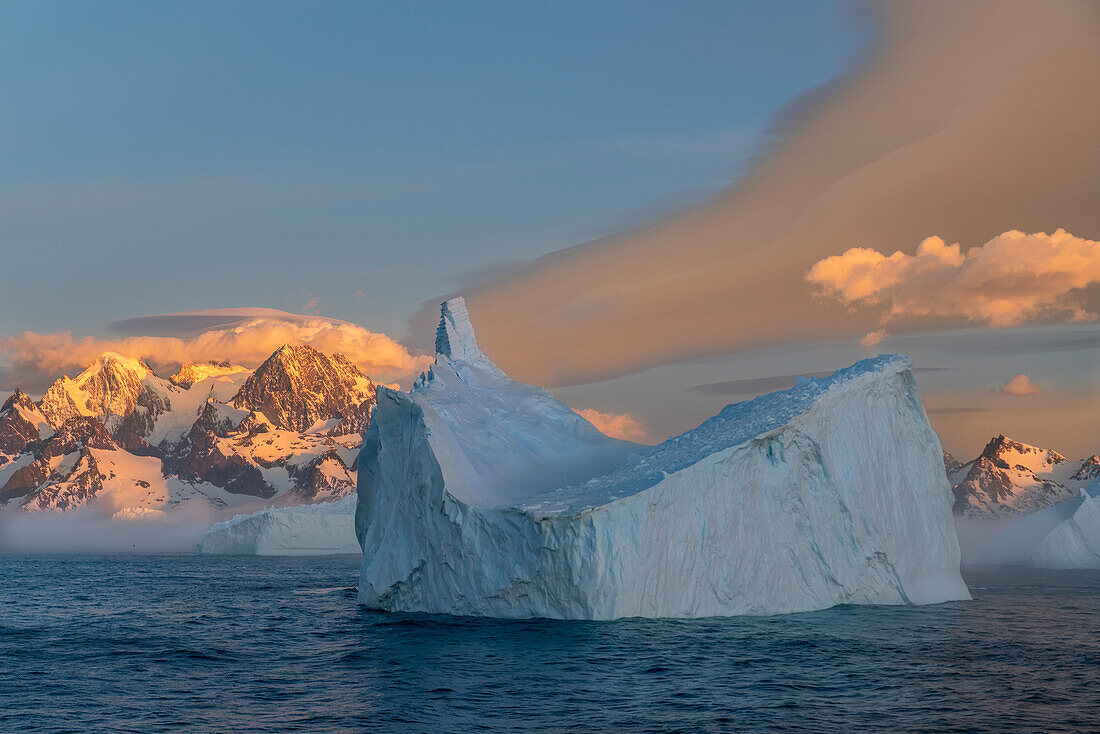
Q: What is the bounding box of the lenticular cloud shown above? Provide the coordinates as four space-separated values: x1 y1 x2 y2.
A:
806 229 1100 328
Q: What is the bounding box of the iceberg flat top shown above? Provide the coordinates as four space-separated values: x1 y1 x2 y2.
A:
515 353 913 516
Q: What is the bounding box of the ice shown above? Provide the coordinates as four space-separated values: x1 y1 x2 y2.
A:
974 479 1100 569
198 495 359 555
355 297 969 619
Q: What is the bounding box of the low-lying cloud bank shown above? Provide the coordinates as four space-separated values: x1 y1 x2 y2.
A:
0 308 432 390
807 229 1100 328
0 502 222 554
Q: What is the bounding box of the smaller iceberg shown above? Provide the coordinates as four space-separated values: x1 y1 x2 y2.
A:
974 479 1100 569
198 495 359 556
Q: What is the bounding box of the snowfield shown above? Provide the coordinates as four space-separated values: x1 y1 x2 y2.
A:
355 297 969 619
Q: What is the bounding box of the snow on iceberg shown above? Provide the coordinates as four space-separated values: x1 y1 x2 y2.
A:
198 495 360 556
355 297 969 619
973 479 1100 569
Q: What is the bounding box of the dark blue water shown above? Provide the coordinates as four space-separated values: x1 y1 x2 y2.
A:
3 557 1098 733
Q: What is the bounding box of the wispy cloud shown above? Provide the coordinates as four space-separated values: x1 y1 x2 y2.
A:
458 2 1100 388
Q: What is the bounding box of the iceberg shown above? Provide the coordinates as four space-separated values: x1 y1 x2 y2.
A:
973 479 1100 569
355 297 969 619
198 495 359 556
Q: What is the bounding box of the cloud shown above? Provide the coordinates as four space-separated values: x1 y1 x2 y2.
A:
807 229 1100 328
860 330 889 348
450 1 1100 388
109 307 343 337
0 311 432 390
1000 373 1042 396
575 408 648 443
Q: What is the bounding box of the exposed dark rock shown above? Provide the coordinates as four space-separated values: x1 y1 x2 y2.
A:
1072 455 1100 482
0 390 45 456
942 450 962 476
286 450 355 502
0 417 117 505
113 384 172 440
231 344 375 434
178 431 275 498
21 448 107 511
187 400 245 443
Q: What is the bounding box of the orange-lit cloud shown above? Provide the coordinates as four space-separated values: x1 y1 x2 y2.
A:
575 408 648 443
1000 373 1041 396
453 1 1100 388
807 230 1100 328
860 330 889 348
1 314 431 389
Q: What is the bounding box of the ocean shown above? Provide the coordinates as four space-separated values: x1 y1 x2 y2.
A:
3 556 1097 733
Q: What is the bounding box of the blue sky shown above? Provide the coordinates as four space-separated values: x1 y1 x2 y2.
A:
0 0 863 339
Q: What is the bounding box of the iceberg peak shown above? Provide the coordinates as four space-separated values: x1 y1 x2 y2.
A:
434 297 485 363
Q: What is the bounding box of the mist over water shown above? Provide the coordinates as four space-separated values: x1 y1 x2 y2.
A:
0 504 225 554
3 556 1097 732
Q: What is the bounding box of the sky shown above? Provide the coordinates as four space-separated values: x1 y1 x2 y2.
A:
0 0 861 336
2 0 1098 459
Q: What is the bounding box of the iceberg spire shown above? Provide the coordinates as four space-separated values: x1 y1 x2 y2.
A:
435 297 485 363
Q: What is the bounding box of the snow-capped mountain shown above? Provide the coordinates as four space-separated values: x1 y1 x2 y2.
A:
231 345 375 434
949 435 1100 519
0 345 377 516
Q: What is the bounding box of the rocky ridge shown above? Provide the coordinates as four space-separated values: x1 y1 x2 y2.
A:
948 435 1100 519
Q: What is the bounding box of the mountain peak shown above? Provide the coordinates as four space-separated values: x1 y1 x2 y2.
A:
979 435 1067 467
87 352 151 378
231 344 375 433
269 343 326 365
39 351 163 430
2 389 34 413
952 434 1092 519
435 297 484 363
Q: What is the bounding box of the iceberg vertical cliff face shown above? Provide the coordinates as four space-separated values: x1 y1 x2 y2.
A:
355 298 968 619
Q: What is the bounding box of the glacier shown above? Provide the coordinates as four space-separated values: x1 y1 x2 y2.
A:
355 297 969 619
198 495 360 556
973 479 1100 569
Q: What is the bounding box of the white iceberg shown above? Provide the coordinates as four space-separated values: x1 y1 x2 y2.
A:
973 479 1100 569
355 297 969 619
198 495 359 556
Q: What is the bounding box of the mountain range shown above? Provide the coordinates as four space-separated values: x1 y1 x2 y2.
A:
0 345 376 516
946 436 1100 520
4 347 1095 529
